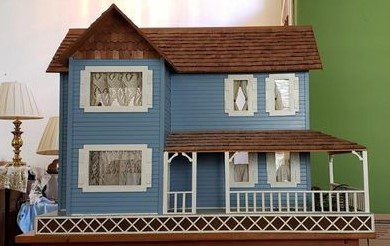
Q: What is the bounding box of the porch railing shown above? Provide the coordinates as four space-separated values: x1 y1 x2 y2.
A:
167 191 193 214
229 190 366 213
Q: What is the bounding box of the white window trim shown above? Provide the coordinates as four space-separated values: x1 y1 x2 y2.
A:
78 144 152 192
80 66 153 112
266 152 300 188
265 73 299 116
224 74 258 116
229 153 258 187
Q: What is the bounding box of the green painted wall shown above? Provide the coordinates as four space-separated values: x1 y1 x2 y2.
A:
297 0 390 213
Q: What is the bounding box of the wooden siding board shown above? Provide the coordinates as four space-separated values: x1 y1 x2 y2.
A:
68 59 163 215
58 73 68 212
305 72 310 129
66 59 75 215
158 63 172 214
171 72 308 131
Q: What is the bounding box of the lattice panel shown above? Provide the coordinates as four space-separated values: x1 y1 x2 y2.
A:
36 213 374 235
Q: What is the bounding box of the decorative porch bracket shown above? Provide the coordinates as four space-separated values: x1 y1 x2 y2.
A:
328 150 370 213
163 151 197 214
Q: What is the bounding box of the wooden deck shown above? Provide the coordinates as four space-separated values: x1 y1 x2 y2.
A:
16 231 374 245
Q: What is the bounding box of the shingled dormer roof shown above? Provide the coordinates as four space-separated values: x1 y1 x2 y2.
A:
47 4 322 73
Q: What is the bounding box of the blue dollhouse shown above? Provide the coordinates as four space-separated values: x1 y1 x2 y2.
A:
24 4 374 244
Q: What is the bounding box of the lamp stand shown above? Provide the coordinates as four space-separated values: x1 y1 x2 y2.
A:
11 119 24 166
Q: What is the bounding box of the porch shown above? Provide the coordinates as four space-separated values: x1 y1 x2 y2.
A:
32 130 374 236
161 130 372 234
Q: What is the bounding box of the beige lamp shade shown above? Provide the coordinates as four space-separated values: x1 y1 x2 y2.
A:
37 116 59 155
0 82 43 120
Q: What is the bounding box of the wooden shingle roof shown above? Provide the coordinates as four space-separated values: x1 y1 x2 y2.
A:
142 26 322 73
165 130 366 153
47 4 322 73
47 28 85 73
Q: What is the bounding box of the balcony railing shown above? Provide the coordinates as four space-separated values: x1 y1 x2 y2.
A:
167 191 193 214
229 190 366 214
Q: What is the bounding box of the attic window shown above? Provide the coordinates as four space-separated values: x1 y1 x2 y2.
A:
225 75 257 116
90 72 143 107
78 144 152 192
80 66 153 112
266 74 299 116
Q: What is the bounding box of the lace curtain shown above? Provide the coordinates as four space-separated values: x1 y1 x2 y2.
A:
275 152 291 182
234 164 249 182
90 72 142 107
275 79 290 110
233 80 248 111
0 165 28 192
89 150 142 186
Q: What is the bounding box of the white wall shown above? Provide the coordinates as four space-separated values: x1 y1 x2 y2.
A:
0 0 282 168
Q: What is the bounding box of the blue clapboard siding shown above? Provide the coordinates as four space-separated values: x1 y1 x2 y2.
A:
170 153 311 209
58 73 68 212
171 72 309 131
164 67 171 137
66 59 165 215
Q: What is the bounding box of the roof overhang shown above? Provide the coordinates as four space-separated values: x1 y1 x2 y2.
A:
46 4 323 73
165 130 366 153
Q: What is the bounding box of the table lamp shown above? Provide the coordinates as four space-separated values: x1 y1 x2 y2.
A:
36 116 59 173
0 82 43 166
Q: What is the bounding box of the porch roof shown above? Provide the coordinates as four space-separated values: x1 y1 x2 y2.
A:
165 130 366 153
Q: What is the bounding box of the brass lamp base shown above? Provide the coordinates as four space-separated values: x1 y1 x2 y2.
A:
11 119 24 166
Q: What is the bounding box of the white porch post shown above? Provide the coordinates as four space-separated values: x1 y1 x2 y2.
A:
224 152 230 213
163 152 169 214
328 154 334 185
362 150 370 212
192 152 197 214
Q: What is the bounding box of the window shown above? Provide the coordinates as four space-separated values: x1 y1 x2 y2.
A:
78 144 152 192
225 75 257 116
265 74 299 116
229 152 258 187
266 152 300 187
80 66 153 112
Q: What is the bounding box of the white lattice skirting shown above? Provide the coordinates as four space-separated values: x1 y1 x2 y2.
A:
36 213 374 235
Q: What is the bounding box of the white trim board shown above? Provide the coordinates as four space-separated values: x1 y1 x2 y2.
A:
265 73 299 116
78 144 152 192
80 66 153 112
229 152 258 188
224 74 258 116
266 152 301 188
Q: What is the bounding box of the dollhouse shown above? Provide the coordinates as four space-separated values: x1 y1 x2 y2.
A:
18 4 374 245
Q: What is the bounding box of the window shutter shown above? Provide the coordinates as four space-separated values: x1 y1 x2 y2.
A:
291 153 301 183
293 77 299 111
146 70 153 109
252 80 258 112
80 69 87 108
249 153 258 184
224 79 233 113
265 78 274 113
144 147 153 187
78 149 88 188
266 153 276 184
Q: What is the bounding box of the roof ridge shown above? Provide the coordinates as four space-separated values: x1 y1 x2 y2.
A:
46 5 322 73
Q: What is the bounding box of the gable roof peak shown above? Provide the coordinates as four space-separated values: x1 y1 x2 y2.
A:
55 4 168 67
48 5 322 73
